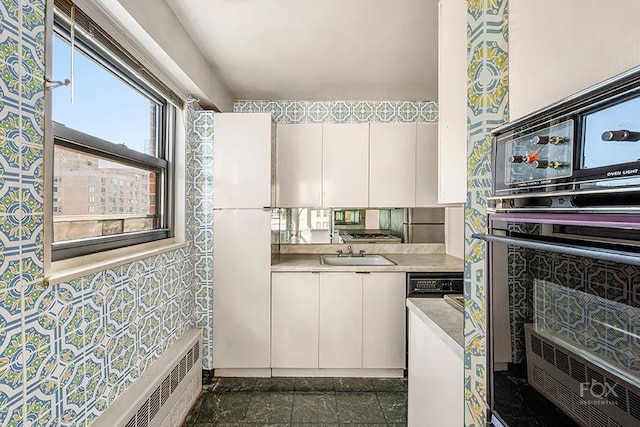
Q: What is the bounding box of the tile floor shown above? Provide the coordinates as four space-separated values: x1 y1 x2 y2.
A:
181 376 408 426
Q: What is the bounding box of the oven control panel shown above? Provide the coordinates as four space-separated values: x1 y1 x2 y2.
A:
504 120 574 186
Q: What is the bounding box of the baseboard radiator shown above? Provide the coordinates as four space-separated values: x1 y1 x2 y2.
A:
92 329 203 427
525 324 640 427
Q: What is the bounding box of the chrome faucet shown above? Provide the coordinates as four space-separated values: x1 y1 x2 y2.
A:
336 250 344 257
347 246 353 256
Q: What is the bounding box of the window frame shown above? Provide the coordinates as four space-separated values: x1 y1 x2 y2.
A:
50 5 176 262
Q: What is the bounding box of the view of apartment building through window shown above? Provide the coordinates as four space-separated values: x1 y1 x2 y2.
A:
52 144 157 241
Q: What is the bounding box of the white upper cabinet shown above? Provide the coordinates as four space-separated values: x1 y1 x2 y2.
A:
276 124 323 207
213 113 273 208
369 123 417 207
415 123 439 207
323 124 369 208
437 0 467 204
510 1 640 120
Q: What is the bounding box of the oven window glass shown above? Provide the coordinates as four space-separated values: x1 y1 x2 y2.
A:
583 96 640 169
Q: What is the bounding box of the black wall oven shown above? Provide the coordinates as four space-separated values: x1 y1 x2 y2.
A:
476 67 640 427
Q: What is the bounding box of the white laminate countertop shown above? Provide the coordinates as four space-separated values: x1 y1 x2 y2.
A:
406 298 464 359
270 253 464 272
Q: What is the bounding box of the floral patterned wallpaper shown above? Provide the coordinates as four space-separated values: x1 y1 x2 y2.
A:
464 1 509 426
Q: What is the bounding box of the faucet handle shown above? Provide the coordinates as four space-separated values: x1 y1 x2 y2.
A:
359 250 366 257
336 250 344 257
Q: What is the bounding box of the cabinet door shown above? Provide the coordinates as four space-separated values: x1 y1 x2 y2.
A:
323 124 369 207
319 273 363 369
362 273 406 369
271 272 320 368
408 310 463 426
369 123 416 207
437 0 467 204
276 124 323 207
416 123 439 207
212 209 271 368
213 113 273 208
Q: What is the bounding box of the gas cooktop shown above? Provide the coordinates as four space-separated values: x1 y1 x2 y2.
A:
340 232 402 243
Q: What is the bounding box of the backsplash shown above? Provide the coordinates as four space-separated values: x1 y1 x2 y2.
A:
233 100 437 123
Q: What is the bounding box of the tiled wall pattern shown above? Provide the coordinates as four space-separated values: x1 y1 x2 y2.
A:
533 279 640 375
188 109 214 369
0 1 202 422
233 100 438 123
464 1 509 426
530 254 640 376
0 0 47 425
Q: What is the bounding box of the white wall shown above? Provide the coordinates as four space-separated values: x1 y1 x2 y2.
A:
87 0 233 111
444 206 463 259
510 0 640 120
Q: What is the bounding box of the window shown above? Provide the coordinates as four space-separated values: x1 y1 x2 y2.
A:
50 0 180 261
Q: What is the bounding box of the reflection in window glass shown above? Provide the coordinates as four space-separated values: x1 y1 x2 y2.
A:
53 145 157 241
52 35 158 156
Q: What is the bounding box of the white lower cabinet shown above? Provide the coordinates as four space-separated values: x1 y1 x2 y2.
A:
271 272 319 368
408 310 463 426
271 271 406 372
319 273 364 369
362 272 406 368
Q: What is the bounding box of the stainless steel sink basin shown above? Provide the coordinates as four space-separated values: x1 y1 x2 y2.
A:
320 254 396 266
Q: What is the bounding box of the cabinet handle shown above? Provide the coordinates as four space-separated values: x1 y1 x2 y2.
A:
355 271 371 274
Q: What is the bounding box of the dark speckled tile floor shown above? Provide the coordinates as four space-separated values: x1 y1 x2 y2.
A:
181 376 407 427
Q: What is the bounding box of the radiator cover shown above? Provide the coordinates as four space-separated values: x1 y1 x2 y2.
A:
92 329 202 427
525 324 640 427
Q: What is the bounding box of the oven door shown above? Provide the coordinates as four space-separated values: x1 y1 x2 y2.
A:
475 213 640 427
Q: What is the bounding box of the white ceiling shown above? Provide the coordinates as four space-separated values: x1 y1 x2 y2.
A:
165 0 439 101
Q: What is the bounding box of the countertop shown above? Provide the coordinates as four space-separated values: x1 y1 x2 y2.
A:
406 297 464 359
270 253 464 272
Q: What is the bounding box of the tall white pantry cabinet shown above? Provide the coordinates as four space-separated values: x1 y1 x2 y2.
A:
212 113 274 375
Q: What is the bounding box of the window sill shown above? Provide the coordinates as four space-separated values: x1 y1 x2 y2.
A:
46 238 188 287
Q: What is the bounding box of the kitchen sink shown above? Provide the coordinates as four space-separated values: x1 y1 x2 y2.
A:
320 254 396 266
443 294 465 313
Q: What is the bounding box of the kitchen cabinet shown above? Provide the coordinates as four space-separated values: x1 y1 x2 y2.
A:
212 209 272 371
322 124 369 208
408 310 463 426
213 113 273 208
213 112 273 375
271 272 319 368
362 272 406 368
437 0 467 204
415 123 439 207
319 272 363 369
276 124 323 207
369 123 417 207
272 271 406 372
510 1 640 121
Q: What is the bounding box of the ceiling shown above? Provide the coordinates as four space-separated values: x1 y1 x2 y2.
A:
165 0 439 101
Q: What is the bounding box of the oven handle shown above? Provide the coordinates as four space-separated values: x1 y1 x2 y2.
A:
472 233 640 266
